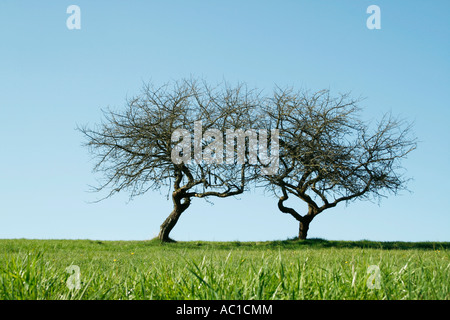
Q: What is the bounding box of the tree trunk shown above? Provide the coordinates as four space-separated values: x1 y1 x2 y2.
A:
158 192 190 242
158 208 182 242
298 219 310 240
298 207 317 240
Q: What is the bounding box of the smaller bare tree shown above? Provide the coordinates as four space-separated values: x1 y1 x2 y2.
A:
79 79 260 242
262 88 417 239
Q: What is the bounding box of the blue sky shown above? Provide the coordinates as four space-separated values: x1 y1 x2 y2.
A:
0 0 449 242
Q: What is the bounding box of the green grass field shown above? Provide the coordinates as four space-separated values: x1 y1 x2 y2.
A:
0 238 448 300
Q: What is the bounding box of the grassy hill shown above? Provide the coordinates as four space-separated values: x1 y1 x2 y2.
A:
0 238 448 300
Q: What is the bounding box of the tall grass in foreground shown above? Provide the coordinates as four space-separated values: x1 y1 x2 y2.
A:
0 239 448 300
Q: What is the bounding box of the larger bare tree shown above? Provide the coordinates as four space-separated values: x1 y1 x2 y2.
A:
261 88 417 239
79 79 260 242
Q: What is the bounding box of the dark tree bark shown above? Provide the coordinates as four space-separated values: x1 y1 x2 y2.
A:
158 191 191 242
298 213 314 240
278 188 316 240
299 220 310 240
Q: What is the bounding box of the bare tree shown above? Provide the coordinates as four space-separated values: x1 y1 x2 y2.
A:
79 79 260 242
261 88 417 239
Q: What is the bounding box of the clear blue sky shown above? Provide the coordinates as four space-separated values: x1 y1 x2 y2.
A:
0 0 449 242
